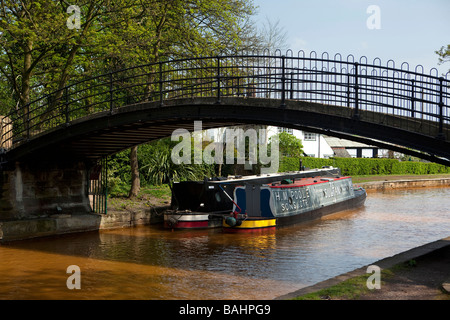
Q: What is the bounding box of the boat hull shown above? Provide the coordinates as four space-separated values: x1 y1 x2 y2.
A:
223 187 366 232
164 212 223 229
222 217 277 233
277 188 366 227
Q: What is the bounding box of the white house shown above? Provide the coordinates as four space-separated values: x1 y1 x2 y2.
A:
205 125 334 158
205 125 388 159
266 126 334 158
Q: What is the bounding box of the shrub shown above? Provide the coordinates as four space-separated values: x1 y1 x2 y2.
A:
279 157 450 176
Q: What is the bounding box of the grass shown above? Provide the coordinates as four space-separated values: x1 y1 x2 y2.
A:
141 185 172 199
292 261 417 300
293 274 376 300
108 184 172 212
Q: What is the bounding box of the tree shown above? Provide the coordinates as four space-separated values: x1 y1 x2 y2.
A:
257 17 288 52
436 44 450 70
109 0 258 197
128 144 140 197
271 132 304 158
1 2 107 106
0 0 260 198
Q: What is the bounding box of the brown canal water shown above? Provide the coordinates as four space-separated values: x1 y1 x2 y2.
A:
0 187 449 300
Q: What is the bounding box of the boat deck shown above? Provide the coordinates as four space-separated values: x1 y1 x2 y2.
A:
267 176 350 188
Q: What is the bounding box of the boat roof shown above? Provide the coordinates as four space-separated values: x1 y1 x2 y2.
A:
206 167 342 186
268 176 350 188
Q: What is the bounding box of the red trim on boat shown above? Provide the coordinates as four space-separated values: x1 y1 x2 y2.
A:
165 220 209 229
269 176 350 188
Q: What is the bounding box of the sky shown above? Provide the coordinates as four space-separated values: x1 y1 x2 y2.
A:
252 0 450 75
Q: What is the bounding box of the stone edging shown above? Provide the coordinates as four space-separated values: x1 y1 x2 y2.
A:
275 236 450 300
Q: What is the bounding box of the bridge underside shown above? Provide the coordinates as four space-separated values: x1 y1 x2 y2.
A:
3 97 450 167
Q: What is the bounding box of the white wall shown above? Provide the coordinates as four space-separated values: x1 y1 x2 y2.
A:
206 126 335 158
266 126 334 158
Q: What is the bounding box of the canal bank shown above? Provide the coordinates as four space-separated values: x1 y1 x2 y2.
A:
0 175 449 242
276 236 450 300
0 205 168 242
357 177 450 192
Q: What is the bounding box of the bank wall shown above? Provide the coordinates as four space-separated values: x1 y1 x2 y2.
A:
358 178 450 192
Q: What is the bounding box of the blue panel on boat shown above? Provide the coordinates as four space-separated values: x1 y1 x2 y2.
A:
235 188 246 213
260 188 274 217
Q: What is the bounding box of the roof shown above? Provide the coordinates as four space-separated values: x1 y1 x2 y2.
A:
323 136 377 148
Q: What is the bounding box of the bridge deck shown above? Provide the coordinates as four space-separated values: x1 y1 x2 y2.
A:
1 53 449 166
2 97 449 166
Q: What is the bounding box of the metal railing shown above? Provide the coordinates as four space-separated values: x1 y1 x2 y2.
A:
1 50 449 152
88 157 108 214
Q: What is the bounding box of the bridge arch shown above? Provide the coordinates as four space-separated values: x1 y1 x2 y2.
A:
2 97 448 167
1 51 449 167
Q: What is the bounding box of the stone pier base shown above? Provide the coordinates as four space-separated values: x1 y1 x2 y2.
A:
0 213 102 242
1 160 91 220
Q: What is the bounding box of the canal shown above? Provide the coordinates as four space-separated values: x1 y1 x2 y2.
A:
0 187 449 300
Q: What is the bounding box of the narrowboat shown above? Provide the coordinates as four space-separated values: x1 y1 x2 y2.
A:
164 177 237 229
164 167 365 230
222 169 366 232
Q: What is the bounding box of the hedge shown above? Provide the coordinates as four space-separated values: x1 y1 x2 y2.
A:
279 157 450 176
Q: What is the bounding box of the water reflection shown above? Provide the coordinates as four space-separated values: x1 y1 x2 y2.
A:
0 187 449 299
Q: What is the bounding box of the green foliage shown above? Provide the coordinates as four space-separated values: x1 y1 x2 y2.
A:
279 157 333 172
0 0 258 112
141 146 214 185
107 137 216 192
271 132 304 158
0 0 260 198
280 157 450 176
293 273 372 300
436 44 450 68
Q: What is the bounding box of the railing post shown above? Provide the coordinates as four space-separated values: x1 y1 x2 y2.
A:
280 55 286 108
159 61 164 107
353 62 360 119
347 72 351 108
65 87 70 124
410 79 415 118
216 56 221 104
26 105 30 141
290 72 294 100
237 77 240 97
437 77 444 139
109 72 114 113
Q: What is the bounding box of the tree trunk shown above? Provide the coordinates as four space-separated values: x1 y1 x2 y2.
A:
129 146 140 198
21 38 33 134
